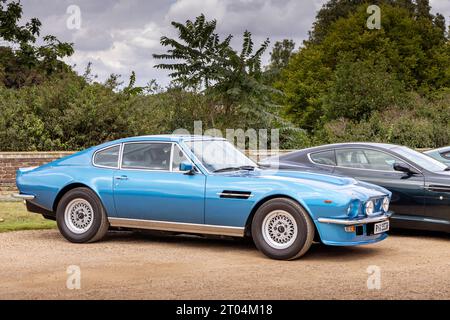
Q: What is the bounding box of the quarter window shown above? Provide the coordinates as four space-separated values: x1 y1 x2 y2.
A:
172 144 189 172
93 145 120 168
310 150 336 166
336 149 398 171
122 143 171 170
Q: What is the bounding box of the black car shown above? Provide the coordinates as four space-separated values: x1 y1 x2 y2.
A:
424 146 450 166
261 143 450 233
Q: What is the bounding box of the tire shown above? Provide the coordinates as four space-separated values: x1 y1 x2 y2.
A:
56 187 109 243
251 198 315 260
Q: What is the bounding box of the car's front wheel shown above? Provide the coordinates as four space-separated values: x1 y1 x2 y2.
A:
251 198 315 260
56 187 109 243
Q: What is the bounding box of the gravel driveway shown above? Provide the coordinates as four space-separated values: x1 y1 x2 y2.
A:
0 229 448 299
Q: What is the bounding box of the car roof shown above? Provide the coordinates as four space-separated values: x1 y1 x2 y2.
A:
99 135 226 146
424 146 450 154
281 142 401 158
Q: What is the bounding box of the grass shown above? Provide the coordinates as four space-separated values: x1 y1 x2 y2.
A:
0 201 56 233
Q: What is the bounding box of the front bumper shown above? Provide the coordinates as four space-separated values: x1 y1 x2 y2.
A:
316 212 391 246
318 213 390 226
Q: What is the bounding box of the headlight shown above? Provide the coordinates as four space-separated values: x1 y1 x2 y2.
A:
365 200 374 216
382 197 390 212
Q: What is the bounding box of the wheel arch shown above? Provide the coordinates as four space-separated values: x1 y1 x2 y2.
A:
52 182 98 212
244 194 319 240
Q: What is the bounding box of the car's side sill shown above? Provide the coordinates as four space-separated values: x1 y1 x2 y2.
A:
390 214 450 225
108 217 245 237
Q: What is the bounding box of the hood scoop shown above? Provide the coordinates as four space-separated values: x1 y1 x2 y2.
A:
218 190 253 199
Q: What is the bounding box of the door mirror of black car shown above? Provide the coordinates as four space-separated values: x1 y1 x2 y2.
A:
393 162 419 175
179 161 195 175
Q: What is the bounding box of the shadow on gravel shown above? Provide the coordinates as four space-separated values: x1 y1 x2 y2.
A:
99 230 384 261
389 228 450 240
115 230 256 248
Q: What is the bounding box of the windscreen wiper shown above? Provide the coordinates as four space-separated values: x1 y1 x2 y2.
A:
213 166 257 173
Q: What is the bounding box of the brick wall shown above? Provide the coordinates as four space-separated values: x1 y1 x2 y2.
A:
0 152 74 200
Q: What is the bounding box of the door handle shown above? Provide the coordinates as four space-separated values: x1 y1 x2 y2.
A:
115 175 128 181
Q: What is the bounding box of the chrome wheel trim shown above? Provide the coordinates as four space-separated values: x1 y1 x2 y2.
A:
262 210 298 250
64 198 94 234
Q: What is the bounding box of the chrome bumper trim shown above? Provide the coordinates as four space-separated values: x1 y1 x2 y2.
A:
108 217 245 237
318 215 390 226
12 193 35 200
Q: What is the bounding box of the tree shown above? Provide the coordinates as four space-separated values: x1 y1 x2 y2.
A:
153 14 233 90
153 14 276 128
324 58 409 121
415 0 432 19
0 0 74 88
264 39 295 84
434 13 446 39
268 39 295 71
278 2 450 131
308 0 367 44
308 0 438 44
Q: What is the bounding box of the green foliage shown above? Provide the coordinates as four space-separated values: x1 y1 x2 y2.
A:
0 0 74 88
264 39 296 85
153 14 233 90
324 57 409 120
315 93 450 148
154 14 280 131
278 1 450 135
0 71 222 151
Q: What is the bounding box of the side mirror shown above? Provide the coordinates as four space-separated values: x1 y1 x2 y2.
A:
393 162 418 175
179 161 195 175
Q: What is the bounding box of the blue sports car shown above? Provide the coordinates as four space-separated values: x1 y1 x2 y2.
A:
14 135 392 260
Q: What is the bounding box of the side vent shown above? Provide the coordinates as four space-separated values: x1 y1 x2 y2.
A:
218 190 253 199
425 185 450 193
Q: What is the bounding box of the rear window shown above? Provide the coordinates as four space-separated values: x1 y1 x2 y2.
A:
310 150 336 166
93 145 120 168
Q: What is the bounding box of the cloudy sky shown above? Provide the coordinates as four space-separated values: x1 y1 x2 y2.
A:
18 0 450 87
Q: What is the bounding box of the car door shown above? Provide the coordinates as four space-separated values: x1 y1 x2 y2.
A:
113 142 205 224
423 178 450 226
332 148 425 218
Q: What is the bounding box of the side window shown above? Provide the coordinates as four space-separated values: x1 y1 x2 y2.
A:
310 150 336 166
336 149 397 171
122 143 171 170
93 145 120 168
441 151 450 160
172 144 189 172
336 149 368 168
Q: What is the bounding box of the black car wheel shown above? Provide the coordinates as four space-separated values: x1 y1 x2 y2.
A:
251 198 315 260
56 187 109 243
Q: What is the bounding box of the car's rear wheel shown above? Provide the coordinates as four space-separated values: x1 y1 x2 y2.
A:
56 187 109 243
251 198 314 260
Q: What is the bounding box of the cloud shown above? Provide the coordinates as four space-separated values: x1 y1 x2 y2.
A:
16 0 450 87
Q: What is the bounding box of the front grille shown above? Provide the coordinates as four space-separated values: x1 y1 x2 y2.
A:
359 197 385 218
